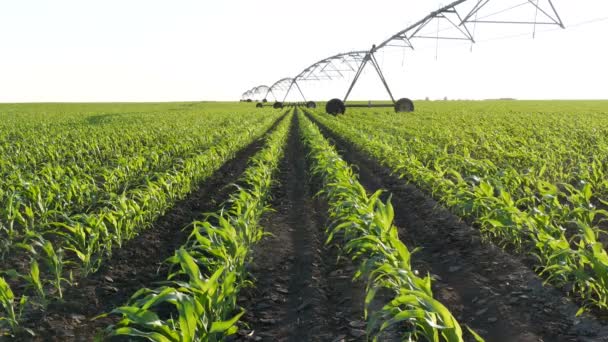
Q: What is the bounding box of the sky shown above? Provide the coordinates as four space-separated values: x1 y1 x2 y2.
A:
0 0 607 102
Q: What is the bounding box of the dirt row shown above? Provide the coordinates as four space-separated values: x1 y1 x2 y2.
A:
231 113 371 342
307 112 608 342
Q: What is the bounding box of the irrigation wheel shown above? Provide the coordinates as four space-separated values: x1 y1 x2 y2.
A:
325 98 345 115
394 98 415 112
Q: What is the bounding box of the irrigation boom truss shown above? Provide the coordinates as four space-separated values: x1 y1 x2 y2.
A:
243 0 565 114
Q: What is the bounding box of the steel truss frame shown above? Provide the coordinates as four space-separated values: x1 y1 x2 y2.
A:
244 0 565 110
282 50 369 102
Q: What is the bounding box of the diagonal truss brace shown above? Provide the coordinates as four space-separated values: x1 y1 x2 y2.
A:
282 80 307 102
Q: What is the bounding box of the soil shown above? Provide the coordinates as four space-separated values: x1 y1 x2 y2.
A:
16 114 287 341
232 113 372 342
307 112 608 342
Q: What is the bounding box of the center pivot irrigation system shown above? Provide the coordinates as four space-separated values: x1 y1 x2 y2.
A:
242 0 565 115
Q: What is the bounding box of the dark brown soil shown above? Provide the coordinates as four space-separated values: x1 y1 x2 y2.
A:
232 113 370 342
307 112 608 342
16 114 287 341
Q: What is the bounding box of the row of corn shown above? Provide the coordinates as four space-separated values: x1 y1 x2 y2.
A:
0 109 283 336
99 111 292 341
308 107 608 313
298 112 475 342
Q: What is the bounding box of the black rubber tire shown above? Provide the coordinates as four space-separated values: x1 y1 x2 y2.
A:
262 98 268 103
325 98 345 115
306 101 317 109
394 98 415 112
256 103 263 108
273 102 284 109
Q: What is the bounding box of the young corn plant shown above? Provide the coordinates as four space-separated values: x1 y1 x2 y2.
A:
101 251 244 342
0 110 281 315
38 239 70 299
299 113 473 342
101 111 291 341
308 107 608 313
0 277 32 336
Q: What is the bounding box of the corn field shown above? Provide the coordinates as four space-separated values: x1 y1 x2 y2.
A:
1 101 608 341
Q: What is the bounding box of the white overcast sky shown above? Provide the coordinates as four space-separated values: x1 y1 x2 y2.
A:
1 0 607 102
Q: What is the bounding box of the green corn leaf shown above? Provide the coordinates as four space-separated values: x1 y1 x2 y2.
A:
209 309 245 334
113 327 176 342
110 306 163 327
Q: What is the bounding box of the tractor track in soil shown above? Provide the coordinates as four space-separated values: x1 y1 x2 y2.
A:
233 113 371 342
19 113 287 341
308 112 608 342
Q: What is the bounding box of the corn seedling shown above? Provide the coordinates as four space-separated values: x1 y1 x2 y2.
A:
299 112 469 342
101 110 291 341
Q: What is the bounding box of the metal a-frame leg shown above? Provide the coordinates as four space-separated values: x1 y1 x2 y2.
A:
264 89 278 101
343 49 396 104
294 81 307 102
283 80 307 102
343 54 369 102
369 53 396 103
